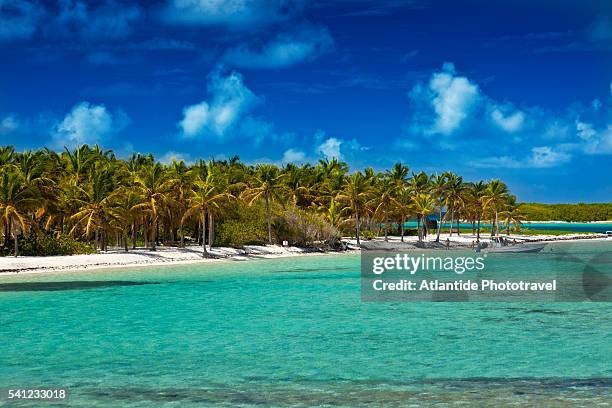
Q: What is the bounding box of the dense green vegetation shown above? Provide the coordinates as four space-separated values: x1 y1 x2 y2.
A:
518 203 612 222
0 144 529 256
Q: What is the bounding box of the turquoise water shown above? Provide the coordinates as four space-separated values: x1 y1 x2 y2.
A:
1 242 611 407
404 221 612 233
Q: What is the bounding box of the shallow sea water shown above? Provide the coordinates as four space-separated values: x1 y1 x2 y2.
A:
1 242 610 407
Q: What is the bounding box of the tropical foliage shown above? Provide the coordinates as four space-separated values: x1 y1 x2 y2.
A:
0 144 534 256
518 203 612 222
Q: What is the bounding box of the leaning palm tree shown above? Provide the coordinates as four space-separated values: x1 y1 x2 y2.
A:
336 172 371 245
482 179 509 237
0 169 36 256
501 195 525 235
242 164 286 244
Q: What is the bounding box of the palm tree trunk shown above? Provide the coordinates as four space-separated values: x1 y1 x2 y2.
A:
355 211 361 246
208 212 214 250
417 217 421 240
400 216 405 242
435 209 444 242
123 231 128 252
506 216 511 235
477 216 481 240
131 221 136 249
143 217 148 249
13 227 19 257
491 211 498 237
384 209 388 242
201 210 208 257
266 196 272 244
180 222 184 247
449 210 454 236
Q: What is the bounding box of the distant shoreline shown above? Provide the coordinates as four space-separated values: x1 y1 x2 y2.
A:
522 220 612 224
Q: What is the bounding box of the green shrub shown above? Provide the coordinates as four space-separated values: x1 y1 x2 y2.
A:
215 220 267 247
361 230 377 240
2 232 95 256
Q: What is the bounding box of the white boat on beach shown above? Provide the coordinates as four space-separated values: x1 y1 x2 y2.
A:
479 243 546 253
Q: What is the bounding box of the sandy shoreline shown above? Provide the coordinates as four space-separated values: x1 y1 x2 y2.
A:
0 232 608 276
0 245 361 276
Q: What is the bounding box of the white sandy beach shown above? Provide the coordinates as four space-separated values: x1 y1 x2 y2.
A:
0 245 359 276
0 231 608 276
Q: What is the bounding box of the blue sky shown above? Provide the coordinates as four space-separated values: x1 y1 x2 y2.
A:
0 0 610 202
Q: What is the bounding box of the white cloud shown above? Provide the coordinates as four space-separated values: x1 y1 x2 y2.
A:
577 122 612 154
159 151 193 164
0 114 19 134
178 70 258 139
52 102 129 148
317 137 343 160
490 107 525 132
408 63 480 135
472 146 571 168
576 120 597 141
223 25 333 69
281 148 306 163
161 0 299 28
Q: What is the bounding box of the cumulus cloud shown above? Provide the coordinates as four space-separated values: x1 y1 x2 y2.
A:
178 70 259 139
0 114 19 134
490 106 525 133
317 137 343 160
281 148 306 163
161 0 301 28
408 62 480 135
52 102 129 148
472 146 571 169
576 121 612 154
0 0 43 41
159 150 193 164
223 25 333 69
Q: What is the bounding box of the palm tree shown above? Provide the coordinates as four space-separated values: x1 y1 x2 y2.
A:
132 163 170 250
409 171 431 236
336 172 371 245
70 164 116 251
386 162 409 238
482 179 509 237
501 195 525 235
412 193 435 242
467 181 488 240
445 173 465 236
0 169 36 256
183 174 233 257
242 164 286 244
431 173 448 242
368 178 399 242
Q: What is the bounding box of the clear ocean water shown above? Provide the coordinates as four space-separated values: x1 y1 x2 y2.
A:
404 221 612 234
1 241 611 407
